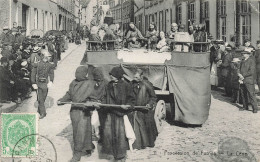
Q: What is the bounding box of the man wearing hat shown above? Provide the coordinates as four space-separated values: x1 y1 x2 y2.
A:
102 66 135 162
244 39 255 53
219 46 233 96
167 23 178 39
10 28 18 47
230 58 241 103
30 46 42 63
16 28 26 46
239 51 258 113
1 26 12 47
31 50 55 119
0 57 15 102
47 36 57 67
255 40 260 90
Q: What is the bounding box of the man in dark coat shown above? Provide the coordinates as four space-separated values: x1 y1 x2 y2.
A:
239 51 258 113
129 69 157 150
101 67 135 162
220 47 233 96
47 36 57 67
31 51 55 119
255 40 260 90
1 26 12 47
230 58 241 103
0 57 15 102
58 66 103 162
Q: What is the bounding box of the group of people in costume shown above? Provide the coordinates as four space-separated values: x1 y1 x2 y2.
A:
58 66 159 162
87 21 208 53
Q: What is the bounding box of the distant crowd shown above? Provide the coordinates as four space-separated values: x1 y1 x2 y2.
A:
0 22 81 104
210 38 259 113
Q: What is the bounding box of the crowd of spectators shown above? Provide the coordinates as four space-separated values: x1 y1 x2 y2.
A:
210 38 259 113
0 23 78 104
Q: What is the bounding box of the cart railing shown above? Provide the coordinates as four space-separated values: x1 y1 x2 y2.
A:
169 41 210 53
86 40 117 51
86 40 210 53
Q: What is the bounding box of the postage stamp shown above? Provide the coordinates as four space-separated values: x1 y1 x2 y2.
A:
1 113 38 157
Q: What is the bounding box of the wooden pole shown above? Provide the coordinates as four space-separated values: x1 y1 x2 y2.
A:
59 102 150 110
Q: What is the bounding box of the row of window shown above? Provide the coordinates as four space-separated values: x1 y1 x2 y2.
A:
176 0 252 44
33 8 73 32
135 8 173 35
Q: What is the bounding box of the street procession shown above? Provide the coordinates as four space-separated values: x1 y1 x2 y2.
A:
0 0 260 162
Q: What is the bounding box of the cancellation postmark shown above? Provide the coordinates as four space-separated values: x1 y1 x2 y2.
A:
1 113 38 157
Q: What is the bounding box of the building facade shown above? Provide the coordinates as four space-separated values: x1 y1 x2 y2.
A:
134 0 176 35
109 0 134 32
134 0 260 46
0 0 78 36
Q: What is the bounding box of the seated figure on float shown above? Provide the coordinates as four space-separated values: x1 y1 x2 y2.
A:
156 31 170 52
114 23 124 49
103 24 117 50
125 22 144 49
166 23 178 51
145 22 159 51
88 26 101 51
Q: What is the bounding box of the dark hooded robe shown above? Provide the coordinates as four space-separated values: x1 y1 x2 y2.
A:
101 67 135 160
129 79 157 149
58 66 96 159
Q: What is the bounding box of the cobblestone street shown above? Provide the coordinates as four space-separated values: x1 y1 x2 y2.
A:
2 42 260 162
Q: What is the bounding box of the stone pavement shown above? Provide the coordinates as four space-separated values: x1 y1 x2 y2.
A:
1 42 260 162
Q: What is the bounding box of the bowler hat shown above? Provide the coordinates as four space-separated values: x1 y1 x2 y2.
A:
226 47 232 51
232 58 240 62
3 26 9 30
21 61 28 67
33 46 41 53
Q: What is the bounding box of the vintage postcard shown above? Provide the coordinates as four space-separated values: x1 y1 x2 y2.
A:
0 0 260 162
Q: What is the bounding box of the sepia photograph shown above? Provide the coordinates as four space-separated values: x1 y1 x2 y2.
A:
0 0 260 161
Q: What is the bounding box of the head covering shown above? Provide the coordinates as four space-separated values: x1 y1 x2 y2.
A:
226 46 232 51
33 46 41 53
232 58 240 62
75 66 88 81
171 23 178 27
92 68 104 81
21 61 28 67
3 26 9 30
91 26 99 34
256 40 260 45
179 24 185 29
109 67 124 79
